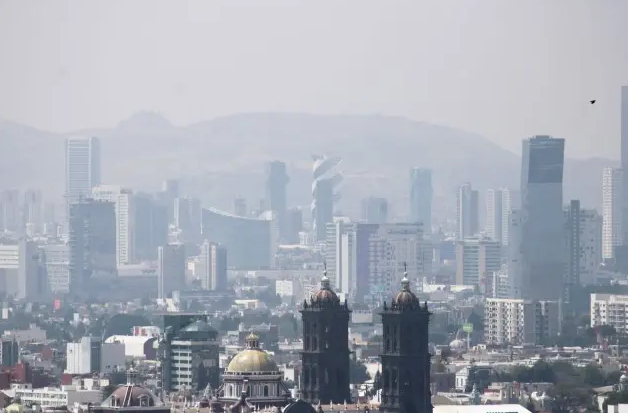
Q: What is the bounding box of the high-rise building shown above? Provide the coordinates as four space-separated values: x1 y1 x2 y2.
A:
65 137 100 222
0 337 19 367
91 185 135 266
300 272 351 404
455 238 501 288
68 199 117 287
486 188 511 245
0 190 20 232
173 197 202 243
23 189 43 234
379 273 432 413
409 168 433 231
157 244 186 300
65 336 124 375
266 161 289 241
324 218 356 295
199 240 227 291
621 86 628 244
312 155 342 242
285 207 303 244
520 136 566 301
134 193 169 261
484 298 559 345
0 240 47 301
565 201 602 296
41 244 71 295
603 167 624 260
456 183 479 240
361 196 388 224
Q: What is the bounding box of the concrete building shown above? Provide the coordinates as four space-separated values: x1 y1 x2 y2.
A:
65 137 100 222
23 189 43 234
0 241 47 301
0 336 19 367
68 199 117 288
603 167 624 260
157 244 185 299
66 336 124 375
9 383 104 409
199 240 227 291
104 335 158 359
486 188 511 245
565 201 602 291
622 86 628 246
0 190 20 233
324 218 356 296
41 244 70 294
457 183 479 240
591 293 628 334
484 298 559 345
455 238 501 288
409 167 433 231
91 185 135 266
520 136 566 301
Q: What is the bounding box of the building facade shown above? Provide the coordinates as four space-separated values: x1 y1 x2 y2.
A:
454 238 501 288
312 155 342 242
484 298 559 345
603 167 624 260
486 188 511 245
409 168 433 231
91 185 135 266
456 183 479 240
65 137 100 223
157 244 186 299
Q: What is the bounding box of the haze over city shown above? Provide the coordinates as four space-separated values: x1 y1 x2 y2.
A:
2 2 628 413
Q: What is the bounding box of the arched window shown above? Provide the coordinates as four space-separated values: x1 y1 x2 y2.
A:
264 385 269 397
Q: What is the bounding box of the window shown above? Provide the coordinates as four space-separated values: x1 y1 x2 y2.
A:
264 385 269 397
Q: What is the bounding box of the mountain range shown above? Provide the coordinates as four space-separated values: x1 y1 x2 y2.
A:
0 112 616 222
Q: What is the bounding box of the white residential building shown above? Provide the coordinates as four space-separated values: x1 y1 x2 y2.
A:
602 167 624 260
66 336 124 375
41 244 70 294
91 185 134 266
455 238 501 287
324 217 356 296
8 383 104 409
484 298 559 345
591 293 628 334
486 188 511 246
0 241 46 301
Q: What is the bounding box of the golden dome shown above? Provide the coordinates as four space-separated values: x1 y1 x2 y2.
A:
226 332 279 373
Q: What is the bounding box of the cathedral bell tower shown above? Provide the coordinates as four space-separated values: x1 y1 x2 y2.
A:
300 265 351 404
380 264 432 413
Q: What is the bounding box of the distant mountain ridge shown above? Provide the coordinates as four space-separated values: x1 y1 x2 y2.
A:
0 112 617 221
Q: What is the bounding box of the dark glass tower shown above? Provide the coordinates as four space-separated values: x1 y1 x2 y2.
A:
300 270 351 404
380 268 432 413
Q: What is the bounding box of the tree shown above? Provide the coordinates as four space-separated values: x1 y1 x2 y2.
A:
467 311 484 332
350 359 370 384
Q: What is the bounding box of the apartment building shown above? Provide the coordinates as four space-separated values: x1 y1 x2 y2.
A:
484 298 559 345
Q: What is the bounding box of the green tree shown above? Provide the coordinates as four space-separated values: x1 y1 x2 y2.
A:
350 359 370 384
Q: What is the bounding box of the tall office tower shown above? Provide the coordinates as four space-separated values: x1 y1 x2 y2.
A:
162 179 180 199
622 86 628 244
134 193 169 261
603 167 624 260
507 209 524 298
233 198 247 217
0 190 20 232
312 155 342 242
456 183 479 240
379 274 432 413
23 189 43 234
69 199 116 288
91 185 134 266
266 161 289 241
324 218 356 295
361 196 388 224
0 240 47 301
486 188 511 245
520 136 566 301
157 244 186 299
300 271 351 404
455 238 501 288
564 202 602 290
409 167 433 230
65 137 101 222
199 240 227 291
174 197 201 243
285 207 303 244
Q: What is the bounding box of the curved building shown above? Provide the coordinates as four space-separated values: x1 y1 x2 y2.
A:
201 207 277 269
311 155 342 242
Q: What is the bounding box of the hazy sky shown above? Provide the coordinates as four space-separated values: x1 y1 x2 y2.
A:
1 0 627 158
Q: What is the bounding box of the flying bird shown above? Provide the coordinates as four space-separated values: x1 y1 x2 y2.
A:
590 100 596 104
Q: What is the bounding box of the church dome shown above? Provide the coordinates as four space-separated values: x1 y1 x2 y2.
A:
106 384 161 407
311 269 339 305
226 333 279 373
391 270 420 309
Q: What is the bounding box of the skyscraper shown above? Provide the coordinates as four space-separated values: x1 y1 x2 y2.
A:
23 189 43 234
361 196 388 224
456 183 479 240
199 240 227 291
312 155 342 242
157 244 186 299
622 86 628 243
0 190 20 232
409 168 433 230
486 188 511 245
266 161 289 241
603 167 624 260
65 137 101 221
520 135 566 301
91 185 135 266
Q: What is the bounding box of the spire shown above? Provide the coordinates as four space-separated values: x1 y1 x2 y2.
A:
401 262 410 291
321 262 330 289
